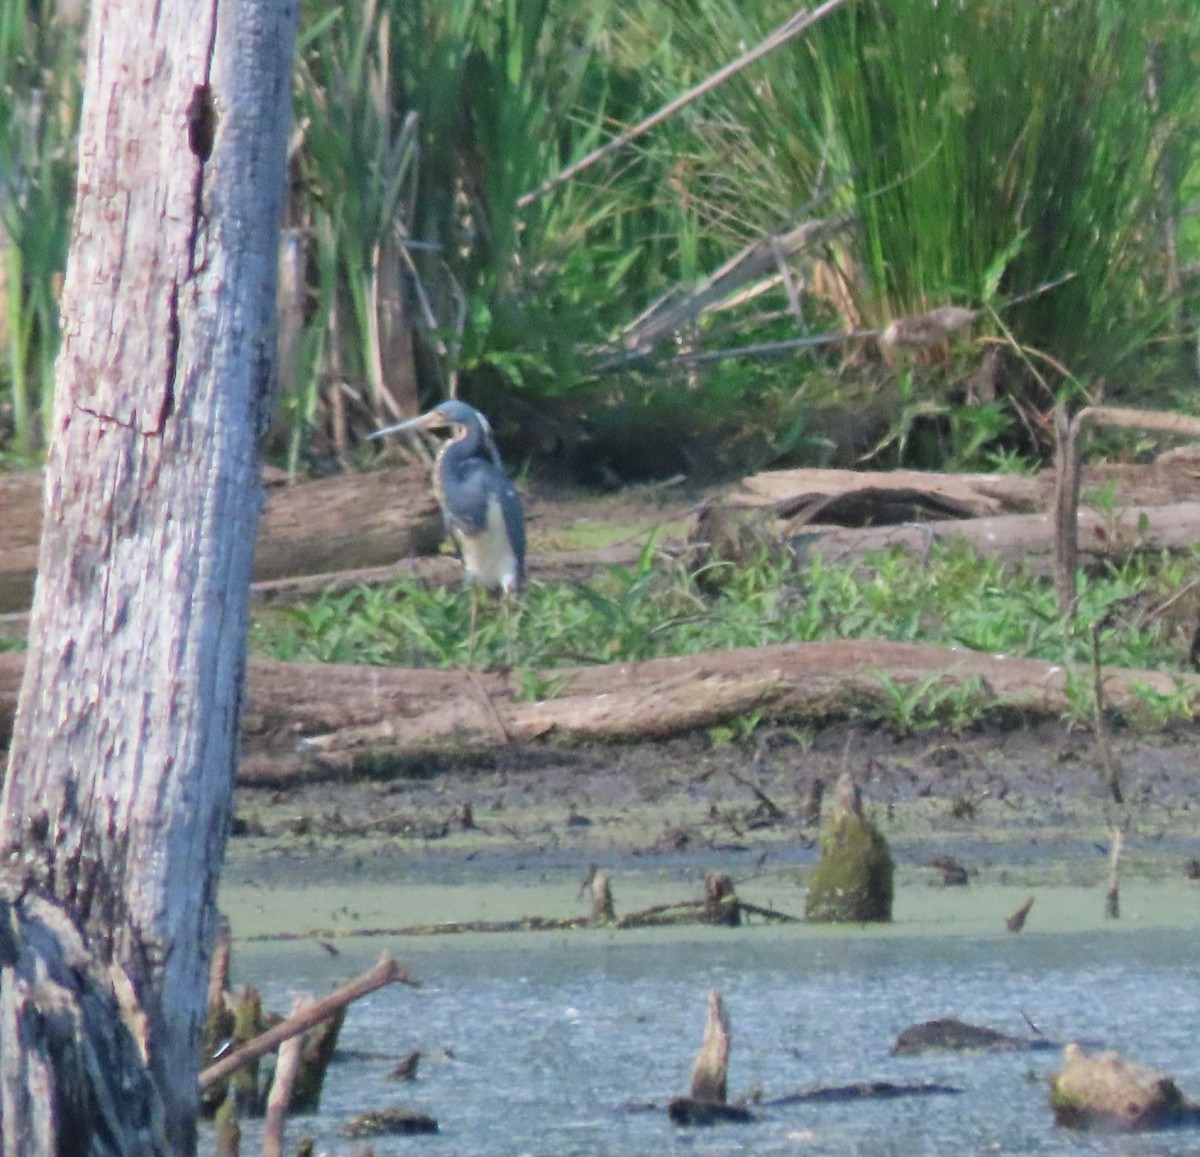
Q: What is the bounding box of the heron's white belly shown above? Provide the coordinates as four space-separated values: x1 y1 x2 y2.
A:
455 499 519 593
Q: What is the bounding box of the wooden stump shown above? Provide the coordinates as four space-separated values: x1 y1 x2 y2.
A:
690 990 731 1103
667 990 753 1127
1050 1044 1200 1130
805 773 893 923
702 872 741 926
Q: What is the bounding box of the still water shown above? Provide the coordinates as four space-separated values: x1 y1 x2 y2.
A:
208 919 1200 1156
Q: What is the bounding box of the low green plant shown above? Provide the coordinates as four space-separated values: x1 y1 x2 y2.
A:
252 540 1200 738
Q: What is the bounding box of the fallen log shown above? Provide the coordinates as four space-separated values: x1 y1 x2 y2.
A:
0 466 444 613
4 640 1200 779
729 454 1200 517
780 502 1200 575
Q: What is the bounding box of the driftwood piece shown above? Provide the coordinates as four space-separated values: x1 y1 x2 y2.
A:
0 467 443 614
199 953 416 1091
262 995 312 1157
893 1017 1055 1055
1050 1044 1200 1130
6 639 1200 779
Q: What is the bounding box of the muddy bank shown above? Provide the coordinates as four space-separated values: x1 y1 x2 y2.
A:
224 718 1200 939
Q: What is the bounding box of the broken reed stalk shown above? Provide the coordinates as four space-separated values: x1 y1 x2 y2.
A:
516 0 851 208
1090 615 1123 804
1106 829 1124 920
261 995 314 1157
199 953 416 1090
1053 405 1200 617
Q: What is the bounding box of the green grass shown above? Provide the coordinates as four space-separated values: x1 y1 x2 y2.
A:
252 541 1200 690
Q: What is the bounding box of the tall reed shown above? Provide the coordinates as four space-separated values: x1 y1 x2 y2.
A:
0 0 81 457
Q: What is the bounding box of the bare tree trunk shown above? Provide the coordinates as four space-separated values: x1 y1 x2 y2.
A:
0 0 298 1151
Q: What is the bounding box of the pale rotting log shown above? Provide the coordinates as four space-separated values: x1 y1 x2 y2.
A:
0 466 443 614
805 773 893 923
7 641 1200 776
1050 1044 1200 1130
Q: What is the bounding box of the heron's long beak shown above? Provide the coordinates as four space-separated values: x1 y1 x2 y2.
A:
368 410 445 440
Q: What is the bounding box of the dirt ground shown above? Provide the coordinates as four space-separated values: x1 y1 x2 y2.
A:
229 716 1200 887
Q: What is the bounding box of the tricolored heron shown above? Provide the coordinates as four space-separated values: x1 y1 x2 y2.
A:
371 399 526 595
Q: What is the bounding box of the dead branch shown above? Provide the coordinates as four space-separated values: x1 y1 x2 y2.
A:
1106 829 1124 920
199 954 416 1091
1054 405 1200 615
516 0 851 208
261 995 313 1157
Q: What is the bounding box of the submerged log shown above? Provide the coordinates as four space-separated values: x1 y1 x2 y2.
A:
769 1080 963 1105
343 1107 439 1137
893 1017 1056 1055
805 773 893 923
1049 1044 1200 1131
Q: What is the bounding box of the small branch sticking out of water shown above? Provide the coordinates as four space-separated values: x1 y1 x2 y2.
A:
1106 829 1124 920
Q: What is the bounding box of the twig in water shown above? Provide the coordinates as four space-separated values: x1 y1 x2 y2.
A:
199 953 417 1090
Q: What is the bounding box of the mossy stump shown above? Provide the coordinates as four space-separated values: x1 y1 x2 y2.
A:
805 773 893 923
1049 1044 1200 1131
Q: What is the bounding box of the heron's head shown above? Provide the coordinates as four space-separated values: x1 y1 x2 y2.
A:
370 399 493 448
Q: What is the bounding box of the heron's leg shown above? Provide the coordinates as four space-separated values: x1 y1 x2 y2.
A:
501 589 516 666
467 585 480 666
